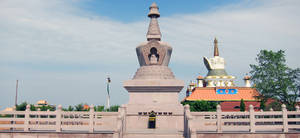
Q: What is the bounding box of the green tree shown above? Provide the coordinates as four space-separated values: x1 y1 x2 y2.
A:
38 105 55 111
266 101 281 111
96 105 105 112
67 105 74 111
250 50 300 110
40 105 47 111
240 99 245 112
74 104 84 111
107 105 119 112
16 102 27 111
49 105 56 111
30 104 37 111
181 101 217 112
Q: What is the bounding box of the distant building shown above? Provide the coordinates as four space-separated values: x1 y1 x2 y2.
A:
35 100 48 107
34 100 55 109
3 107 14 111
184 38 261 111
83 104 90 110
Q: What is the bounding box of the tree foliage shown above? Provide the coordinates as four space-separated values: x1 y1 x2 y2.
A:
107 105 119 112
96 105 105 112
250 50 300 110
30 104 37 111
240 99 245 112
74 104 85 111
266 101 282 111
15 102 118 112
182 101 217 112
62 104 117 112
16 102 27 111
67 105 74 111
39 105 55 111
15 102 54 111
259 99 265 110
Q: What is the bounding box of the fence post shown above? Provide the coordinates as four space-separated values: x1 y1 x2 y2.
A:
296 106 299 111
217 104 222 133
184 104 195 138
183 105 189 138
56 105 62 132
282 104 288 132
89 104 94 133
24 104 30 132
116 105 123 138
188 107 196 138
249 105 255 133
121 104 126 133
183 104 189 138
12 106 16 130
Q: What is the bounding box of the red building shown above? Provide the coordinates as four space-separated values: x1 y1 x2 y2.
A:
185 86 261 111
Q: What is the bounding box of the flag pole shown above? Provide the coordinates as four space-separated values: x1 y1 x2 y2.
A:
15 80 18 106
106 76 111 111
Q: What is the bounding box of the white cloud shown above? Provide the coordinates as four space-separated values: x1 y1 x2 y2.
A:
0 0 299 109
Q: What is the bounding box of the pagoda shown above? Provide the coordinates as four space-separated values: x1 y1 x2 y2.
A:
123 3 185 132
184 38 260 111
203 38 235 87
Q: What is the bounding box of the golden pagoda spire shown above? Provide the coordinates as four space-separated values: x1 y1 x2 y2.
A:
214 37 219 56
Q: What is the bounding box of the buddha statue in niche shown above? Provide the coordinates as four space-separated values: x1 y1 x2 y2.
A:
148 47 159 65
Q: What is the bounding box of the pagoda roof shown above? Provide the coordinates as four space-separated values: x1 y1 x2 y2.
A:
185 87 260 101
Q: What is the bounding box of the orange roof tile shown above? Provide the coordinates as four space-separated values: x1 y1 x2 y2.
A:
189 82 196 86
244 76 251 80
197 75 204 80
185 87 260 101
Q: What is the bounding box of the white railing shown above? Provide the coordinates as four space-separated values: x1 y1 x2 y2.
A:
2 103 300 137
0 104 124 134
184 104 300 134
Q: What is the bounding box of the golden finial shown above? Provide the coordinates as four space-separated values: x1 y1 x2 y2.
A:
214 37 219 56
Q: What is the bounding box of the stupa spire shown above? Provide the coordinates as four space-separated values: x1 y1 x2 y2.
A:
214 37 219 56
147 2 161 41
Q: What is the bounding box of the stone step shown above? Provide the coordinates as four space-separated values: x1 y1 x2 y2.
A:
123 130 184 138
124 134 184 138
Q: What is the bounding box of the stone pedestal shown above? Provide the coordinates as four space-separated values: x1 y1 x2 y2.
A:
124 78 184 114
123 66 184 132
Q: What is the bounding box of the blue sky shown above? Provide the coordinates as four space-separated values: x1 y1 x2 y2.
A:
0 0 299 110
78 0 243 22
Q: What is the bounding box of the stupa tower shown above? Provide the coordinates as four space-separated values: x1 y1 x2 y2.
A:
124 2 184 111
203 38 235 87
123 3 184 131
